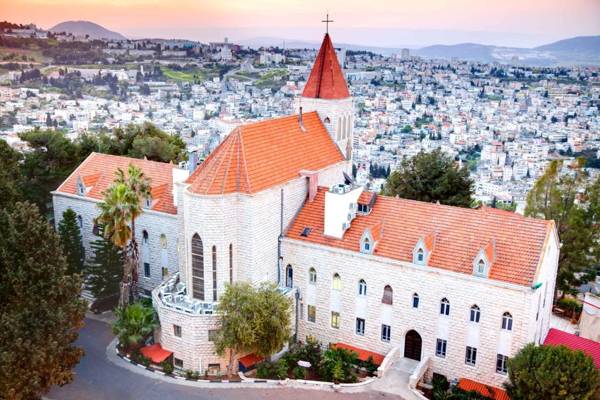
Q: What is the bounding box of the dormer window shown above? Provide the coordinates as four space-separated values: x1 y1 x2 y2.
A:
473 240 495 278
477 259 485 274
77 181 85 196
357 203 370 214
144 197 152 209
413 234 434 266
417 249 424 263
362 237 371 253
473 256 489 277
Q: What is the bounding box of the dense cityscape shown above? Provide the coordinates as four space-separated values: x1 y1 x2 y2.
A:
2 23 599 212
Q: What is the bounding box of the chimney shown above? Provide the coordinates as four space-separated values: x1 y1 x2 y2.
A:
300 170 318 202
298 106 306 132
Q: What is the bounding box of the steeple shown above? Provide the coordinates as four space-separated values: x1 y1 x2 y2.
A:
302 33 350 100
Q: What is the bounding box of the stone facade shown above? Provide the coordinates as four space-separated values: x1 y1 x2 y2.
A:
281 229 558 388
52 191 179 294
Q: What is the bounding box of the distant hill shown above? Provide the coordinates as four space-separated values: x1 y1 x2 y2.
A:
241 35 600 66
413 35 600 66
49 21 126 40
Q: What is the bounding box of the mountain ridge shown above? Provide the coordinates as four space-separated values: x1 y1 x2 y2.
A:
49 20 126 40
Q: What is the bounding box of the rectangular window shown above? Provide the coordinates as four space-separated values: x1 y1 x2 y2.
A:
331 311 340 329
173 324 182 338
436 339 447 358
412 295 419 308
174 358 183 368
162 267 169 278
496 354 508 374
356 318 365 336
465 346 477 366
307 305 316 323
144 262 150 277
208 329 218 342
381 324 391 342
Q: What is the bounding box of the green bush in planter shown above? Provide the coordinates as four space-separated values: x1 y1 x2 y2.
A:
139 354 151 367
256 359 288 380
292 366 306 380
319 347 358 383
161 360 174 374
557 297 582 315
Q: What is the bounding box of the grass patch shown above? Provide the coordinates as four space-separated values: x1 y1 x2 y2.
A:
0 46 48 63
161 66 219 83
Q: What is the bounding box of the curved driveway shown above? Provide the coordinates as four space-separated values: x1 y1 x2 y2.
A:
48 318 401 400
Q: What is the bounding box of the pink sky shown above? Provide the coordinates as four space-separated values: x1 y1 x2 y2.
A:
2 0 600 47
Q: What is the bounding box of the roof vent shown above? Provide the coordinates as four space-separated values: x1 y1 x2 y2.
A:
301 227 312 237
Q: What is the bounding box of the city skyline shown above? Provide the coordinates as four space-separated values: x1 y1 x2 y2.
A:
3 0 600 47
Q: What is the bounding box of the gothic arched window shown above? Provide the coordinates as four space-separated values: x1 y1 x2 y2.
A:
382 285 393 305
286 264 293 288
470 305 481 323
332 273 342 290
309 267 317 284
502 312 513 331
212 245 217 301
412 293 420 308
440 298 450 316
142 230 149 245
358 279 367 296
191 234 204 300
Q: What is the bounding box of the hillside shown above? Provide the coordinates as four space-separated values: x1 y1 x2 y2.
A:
49 21 126 40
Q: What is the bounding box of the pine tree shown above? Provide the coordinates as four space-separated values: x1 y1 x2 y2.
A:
58 208 85 275
0 202 86 399
85 230 124 299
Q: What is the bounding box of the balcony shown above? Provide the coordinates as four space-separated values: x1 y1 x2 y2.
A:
153 272 216 315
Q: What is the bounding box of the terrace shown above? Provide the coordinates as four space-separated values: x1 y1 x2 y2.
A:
153 272 216 315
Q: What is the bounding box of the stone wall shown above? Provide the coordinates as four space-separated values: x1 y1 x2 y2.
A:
282 232 558 388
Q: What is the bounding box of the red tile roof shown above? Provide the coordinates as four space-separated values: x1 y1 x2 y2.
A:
186 112 345 195
544 328 600 368
140 343 172 364
332 343 385 366
458 378 509 400
55 152 179 215
286 188 553 286
302 33 350 100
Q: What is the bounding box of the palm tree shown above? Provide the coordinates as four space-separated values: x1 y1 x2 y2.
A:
113 302 157 352
96 164 151 307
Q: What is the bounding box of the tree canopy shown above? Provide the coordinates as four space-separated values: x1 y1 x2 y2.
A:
505 343 600 400
213 282 292 376
58 208 85 275
0 202 86 399
0 139 23 210
525 159 599 295
383 149 474 207
85 228 124 300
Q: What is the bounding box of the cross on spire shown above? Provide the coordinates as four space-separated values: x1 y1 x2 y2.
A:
321 13 334 34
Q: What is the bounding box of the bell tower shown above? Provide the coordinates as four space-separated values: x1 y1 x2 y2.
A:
298 17 353 161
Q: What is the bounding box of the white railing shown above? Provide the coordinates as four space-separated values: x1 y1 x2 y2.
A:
154 273 216 315
409 356 430 389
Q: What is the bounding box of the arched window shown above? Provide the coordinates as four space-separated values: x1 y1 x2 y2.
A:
412 293 420 308
142 230 149 245
160 234 167 248
470 305 481 323
502 312 513 331
229 243 233 284
212 245 217 301
440 298 450 316
324 116 331 124
286 264 293 288
358 279 367 296
77 181 85 196
416 248 424 264
332 273 342 290
77 215 83 229
191 234 204 300
382 285 393 305
477 259 485 274
309 268 317 284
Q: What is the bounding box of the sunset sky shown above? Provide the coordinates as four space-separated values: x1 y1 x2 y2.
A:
3 0 600 47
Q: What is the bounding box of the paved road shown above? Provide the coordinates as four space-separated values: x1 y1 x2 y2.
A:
48 318 401 400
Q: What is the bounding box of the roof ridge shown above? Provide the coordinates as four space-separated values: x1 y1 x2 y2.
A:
237 126 252 193
220 129 238 194
203 131 236 195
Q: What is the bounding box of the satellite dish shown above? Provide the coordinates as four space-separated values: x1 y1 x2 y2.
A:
343 171 354 185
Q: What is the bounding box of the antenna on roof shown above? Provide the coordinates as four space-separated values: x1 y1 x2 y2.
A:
343 171 354 185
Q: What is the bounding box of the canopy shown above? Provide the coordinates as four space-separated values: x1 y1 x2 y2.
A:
332 343 385 366
140 343 173 364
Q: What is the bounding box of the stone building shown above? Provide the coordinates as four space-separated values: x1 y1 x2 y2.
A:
53 33 559 388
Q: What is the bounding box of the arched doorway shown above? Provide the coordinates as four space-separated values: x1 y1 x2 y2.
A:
404 330 422 361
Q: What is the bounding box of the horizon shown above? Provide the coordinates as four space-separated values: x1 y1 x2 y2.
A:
3 0 600 48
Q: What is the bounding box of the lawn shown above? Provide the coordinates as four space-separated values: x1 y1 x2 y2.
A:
161 66 219 83
0 46 48 63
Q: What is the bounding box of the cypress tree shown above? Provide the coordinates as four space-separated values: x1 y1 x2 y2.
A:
0 202 86 399
85 229 124 299
58 208 85 275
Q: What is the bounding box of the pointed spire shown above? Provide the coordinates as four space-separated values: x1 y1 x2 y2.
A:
302 33 350 100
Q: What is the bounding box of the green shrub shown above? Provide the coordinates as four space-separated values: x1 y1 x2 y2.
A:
256 359 288 380
358 356 378 375
319 347 358 383
432 374 450 399
557 297 582 314
161 360 174 375
292 366 306 380
138 354 151 367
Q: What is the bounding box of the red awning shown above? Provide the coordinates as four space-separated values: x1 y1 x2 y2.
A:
140 343 173 364
332 343 385 366
458 378 509 400
238 353 264 368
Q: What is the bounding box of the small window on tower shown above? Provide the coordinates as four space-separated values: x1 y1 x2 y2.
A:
324 116 331 124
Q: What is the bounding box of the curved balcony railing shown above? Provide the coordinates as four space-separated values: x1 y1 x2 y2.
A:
153 272 216 315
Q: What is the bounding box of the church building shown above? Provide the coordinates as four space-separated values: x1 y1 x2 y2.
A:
52 32 559 388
